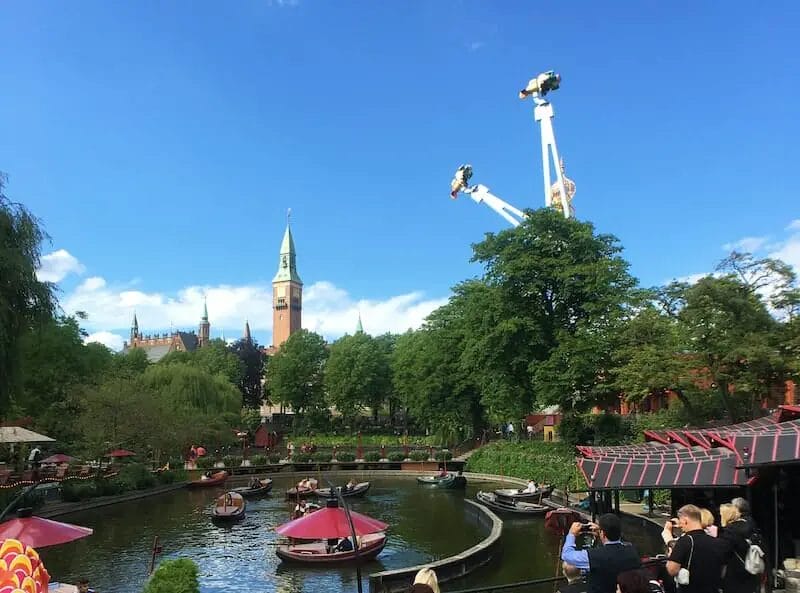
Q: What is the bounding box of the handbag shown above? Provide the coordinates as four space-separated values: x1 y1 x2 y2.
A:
676 535 694 585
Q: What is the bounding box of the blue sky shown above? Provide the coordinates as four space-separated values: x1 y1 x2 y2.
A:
2 1 799 349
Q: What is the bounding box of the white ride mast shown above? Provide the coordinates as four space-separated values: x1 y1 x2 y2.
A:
450 70 576 224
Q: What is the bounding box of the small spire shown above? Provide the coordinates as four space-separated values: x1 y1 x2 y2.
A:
356 312 364 334
202 295 209 321
132 311 138 330
244 320 252 343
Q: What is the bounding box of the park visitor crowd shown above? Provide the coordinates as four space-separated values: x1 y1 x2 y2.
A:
557 497 765 593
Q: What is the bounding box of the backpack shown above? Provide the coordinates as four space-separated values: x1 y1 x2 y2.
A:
737 538 766 575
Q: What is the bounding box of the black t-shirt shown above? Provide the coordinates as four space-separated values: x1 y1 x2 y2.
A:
669 530 725 593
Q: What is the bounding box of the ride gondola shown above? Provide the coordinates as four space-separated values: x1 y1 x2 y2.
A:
476 491 548 515
416 473 467 489
275 532 386 564
314 482 370 499
211 491 246 522
232 478 273 498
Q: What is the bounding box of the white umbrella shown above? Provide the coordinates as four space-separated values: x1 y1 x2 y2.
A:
0 427 55 444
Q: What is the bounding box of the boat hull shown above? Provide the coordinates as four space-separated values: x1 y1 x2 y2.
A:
232 479 273 498
190 471 229 488
211 491 246 522
417 475 466 489
276 534 386 564
476 491 548 515
314 482 370 499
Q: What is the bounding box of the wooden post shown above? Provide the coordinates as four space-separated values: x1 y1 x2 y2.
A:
148 535 161 575
613 490 620 514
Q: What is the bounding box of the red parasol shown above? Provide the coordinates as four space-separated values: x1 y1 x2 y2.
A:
196 447 207 457
0 516 93 548
276 507 388 539
40 454 76 464
105 449 136 458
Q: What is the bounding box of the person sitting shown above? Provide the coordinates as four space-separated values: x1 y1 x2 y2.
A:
335 536 355 552
412 567 440 593
249 477 262 489
438 468 449 478
345 479 357 491
523 480 538 494
293 499 308 519
201 470 213 480
77 578 95 593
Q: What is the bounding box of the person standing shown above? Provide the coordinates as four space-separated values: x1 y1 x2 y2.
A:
506 421 515 440
718 503 760 593
665 504 726 593
561 514 641 593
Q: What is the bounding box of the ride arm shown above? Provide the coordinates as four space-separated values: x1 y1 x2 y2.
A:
461 184 526 227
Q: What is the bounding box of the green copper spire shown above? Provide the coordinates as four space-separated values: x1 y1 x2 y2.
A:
272 217 303 284
202 297 208 321
356 312 364 334
132 312 138 331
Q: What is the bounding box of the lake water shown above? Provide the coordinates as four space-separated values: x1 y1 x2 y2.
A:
40 476 662 593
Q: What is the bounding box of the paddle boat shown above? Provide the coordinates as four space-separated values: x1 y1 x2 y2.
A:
232 478 273 498
275 532 387 564
285 477 319 499
476 491 548 515
416 472 467 489
211 491 246 522
314 481 371 499
189 470 229 488
494 483 553 502
274 496 388 565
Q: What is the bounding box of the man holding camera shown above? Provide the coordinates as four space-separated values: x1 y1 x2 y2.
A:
665 505 725 593
561 513 641 593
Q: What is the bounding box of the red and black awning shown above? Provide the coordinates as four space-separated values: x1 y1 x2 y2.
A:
576 406 800 490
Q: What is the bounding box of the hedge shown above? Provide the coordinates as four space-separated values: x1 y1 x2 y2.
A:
250 454 267 466
144 558 199 593
334 452 356 462
311 452 332 463
435 450 453 461
387 452 406 462
268 453 282 464
465 441 584 491
408 451 429 461
363 451 382 462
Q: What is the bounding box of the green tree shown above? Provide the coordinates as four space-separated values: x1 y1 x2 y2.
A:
229 338 265 409
679 274 789 420
0 173 56 415
325 333 391 423
265 330 328 414
160 339 242 385
468 208 636 414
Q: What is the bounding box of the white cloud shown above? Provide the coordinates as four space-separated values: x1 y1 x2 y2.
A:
723 236 769 253
769 232 800 274
469 41 485 51
84 331 125 351
36 249 85 282
670 273 710 285
787 220 800 232
61 276 447 346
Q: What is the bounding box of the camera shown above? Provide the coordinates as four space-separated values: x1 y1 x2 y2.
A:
579 523 594 533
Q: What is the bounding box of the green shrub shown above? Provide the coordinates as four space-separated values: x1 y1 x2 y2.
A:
118 463 156 490
292 454 312 463
364 451 381 462
334 451 355 462
387 452 406 462
311 451 332 463
196 457 214 469
168 458 185 470
409 451 429 461
465 441 584 491
155 469 187 485
94 477 123 496
250 454 267 466
435 450 453 461
222 455 241 467
61 480 98 502
268 453 282 464
144 558 200 593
